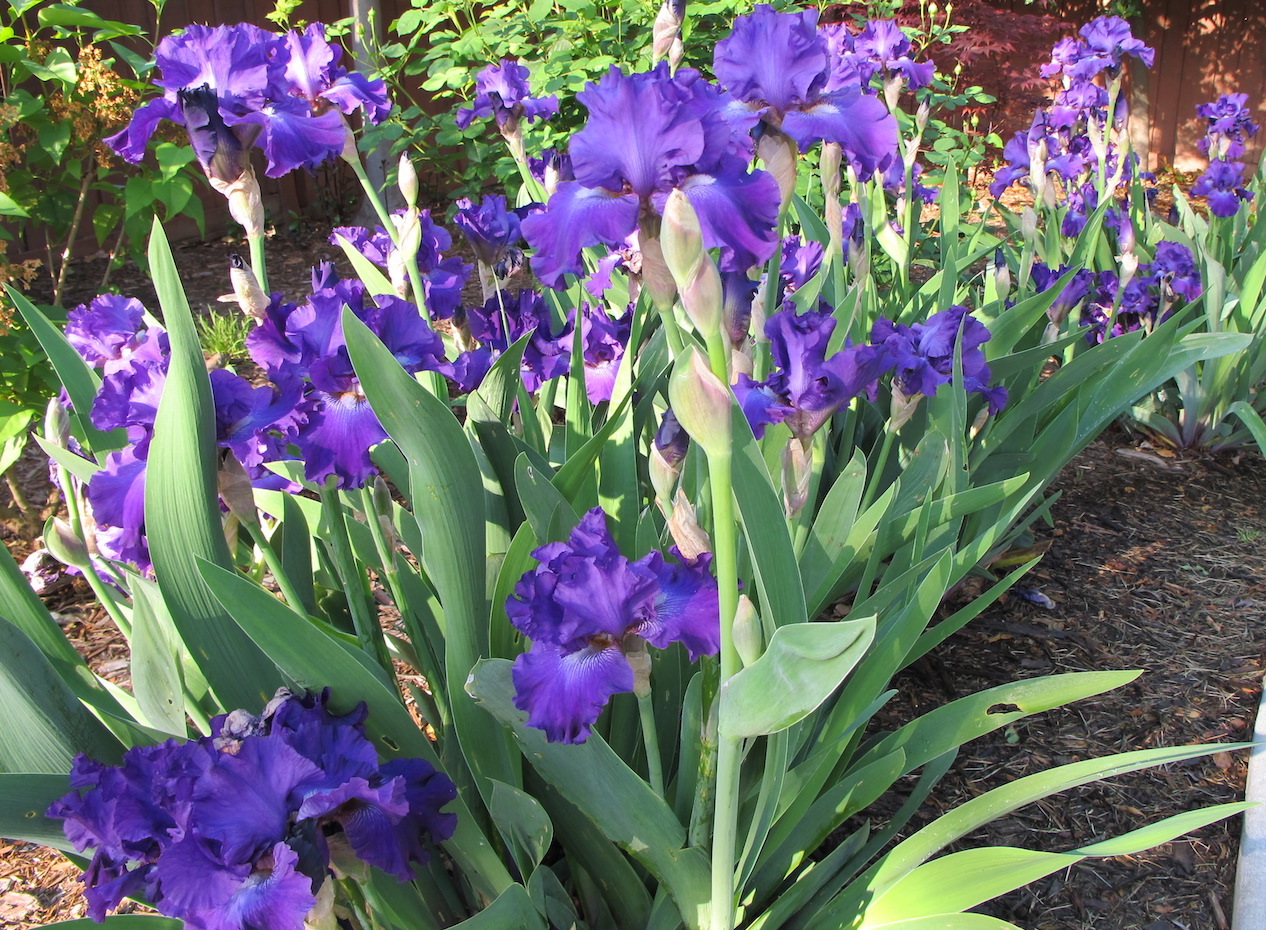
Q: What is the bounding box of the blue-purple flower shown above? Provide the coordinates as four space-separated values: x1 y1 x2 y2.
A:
522 62 781 288
1040 16 1153 83
108 23 390 179
1192 159 1254 218
871 306 1007 413
507 508 720 743
456 59 559 131
48 689 457 928
713 5 898 173
1197 93 1259 160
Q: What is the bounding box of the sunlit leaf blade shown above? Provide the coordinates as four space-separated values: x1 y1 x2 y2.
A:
144 218 275 713
445 882 543 929
719 618 875 738
129 578 187 736
0 773 72 849
468 658 711 930
344 309 518 808
43 919 182 929
0 619 122 772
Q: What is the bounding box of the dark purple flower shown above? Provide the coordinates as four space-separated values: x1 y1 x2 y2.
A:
843 19 936 91
1197 93 1259 159
65 296 148 367
1192 159 1254 217
108 23 387 179
451 288 572 394
506 508 720 743
87 447 150 572
714 5 898 173
733 373 794 439
1031 262 1094 325
780 235 824 291
572 304 631 404
765 303 890 438
49 689 458 925
1040 16 1153 82
456 59 559 130
1151 241 1202 301
654 408 690 467
454 195 523 268
872 306 1006 412
522 62 781 287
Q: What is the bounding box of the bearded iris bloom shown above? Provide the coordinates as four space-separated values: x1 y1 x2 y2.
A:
871 306 1007 413
108 22 390 179
713 4 898 175
522 62 781 288
48 689 457 929
507 508 721 743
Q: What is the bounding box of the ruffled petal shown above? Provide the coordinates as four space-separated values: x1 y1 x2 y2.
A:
511 640 634 743
523 182 639 289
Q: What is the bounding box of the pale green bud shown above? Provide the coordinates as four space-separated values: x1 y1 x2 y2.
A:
208 162 264 239
662 189 723 335
756 130 799 214
398 153 419 208
732 595 762 666
44 516 90 569
668 347 732 458
44 396 69 450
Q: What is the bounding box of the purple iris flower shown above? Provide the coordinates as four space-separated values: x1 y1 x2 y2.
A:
332 212 471 320
1151 242 1202 301
48 689 458 926
1031 262 1094 325
523 62 781 288
1192 159 1254 217
871 306 1007 412
780 235 825 292
573 304 632 404
1197 93 1259 159
455 59 559 130
841 19 936 91
64 295 147 366
247 272 446 487
714 5 898 173
1040 16 1153 82
447 288 572 394
764 303 891 439
108 23 390 178
1079 269 1159 344
454 194 524 269
507 508 720 743
86 447 151 574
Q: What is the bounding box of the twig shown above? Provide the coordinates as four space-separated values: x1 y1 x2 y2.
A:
53 159 95 306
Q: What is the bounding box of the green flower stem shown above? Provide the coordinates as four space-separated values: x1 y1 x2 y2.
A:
320 481 388 670
860 426 899 513
704 433 741 930
658 301 686 358
346 152 429 314
358 486 450 727
248 232 268 296
242 519 307 616
754 220 788 382
790 434 827 558
637 691 665 797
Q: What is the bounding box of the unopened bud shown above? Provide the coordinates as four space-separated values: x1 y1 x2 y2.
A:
667 489 712 559
915 100 931 133
820 142 842 202
1116 214 1136 254
781 437 812 517
217 452 258 528
219 254 270 321
304 876 338 930
732 595 762 666
1117 251 1139 290
662 189 723 335
639 236 679 313
398 153 419 208
626 636 652 698
652 0 685 66
756 130 799 215
1021 207 1039 244
991 247 1011 303
44 396 69 450
44 516 90 569
668 346 732 458
888 384 923 432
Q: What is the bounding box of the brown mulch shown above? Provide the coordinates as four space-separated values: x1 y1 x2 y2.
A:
877 431 1266 930
3 238 1265 928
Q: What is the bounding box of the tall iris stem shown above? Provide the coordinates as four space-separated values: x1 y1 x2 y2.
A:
240 518 307 615
860 426 899 513
702 326 742 930
345 152 429 315
320 481 389 670
248 232 269 296
637 692 665 797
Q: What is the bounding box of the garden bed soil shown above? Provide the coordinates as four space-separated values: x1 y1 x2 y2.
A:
2 244 1264 930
